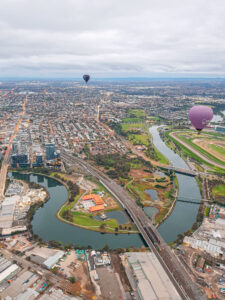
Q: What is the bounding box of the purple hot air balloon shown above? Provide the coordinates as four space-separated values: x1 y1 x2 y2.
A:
188 105 213 134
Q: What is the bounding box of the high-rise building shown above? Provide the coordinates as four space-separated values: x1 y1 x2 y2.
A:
45 143 55 161
32 153 43 167
11 153 30 168
12 142 19 154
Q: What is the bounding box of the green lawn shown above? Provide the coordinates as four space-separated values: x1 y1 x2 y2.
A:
153 147 169 164
128 133 149 146
212 185 225 197
128 109 146 118
177 135 225 166
71 211 119 228
166 131 225 175
209 144 225 157
58 206 134 232
122 117 144 123
121 123 146 132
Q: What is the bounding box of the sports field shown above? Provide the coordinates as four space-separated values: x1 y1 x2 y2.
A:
168 130 225 173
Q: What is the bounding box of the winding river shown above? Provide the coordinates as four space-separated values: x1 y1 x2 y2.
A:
150 126 201 242
8 126 201 247
8 172 145 249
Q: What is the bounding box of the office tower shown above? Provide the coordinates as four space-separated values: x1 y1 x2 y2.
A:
45 143 55 161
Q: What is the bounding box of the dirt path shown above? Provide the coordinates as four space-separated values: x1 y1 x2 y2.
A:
170 132 225 170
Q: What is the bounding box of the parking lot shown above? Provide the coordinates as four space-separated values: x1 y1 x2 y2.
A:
97 267 124 300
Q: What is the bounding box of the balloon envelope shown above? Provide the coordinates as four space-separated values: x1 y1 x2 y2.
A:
188 105 213 131
83 74 90 83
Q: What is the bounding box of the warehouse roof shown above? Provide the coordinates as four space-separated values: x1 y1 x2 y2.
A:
125 252 181 300
43 251 65 269
0 264 18 283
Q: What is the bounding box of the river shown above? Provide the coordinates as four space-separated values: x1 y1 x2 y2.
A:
8 172 145 249
8 126 201 246
149 126 202 242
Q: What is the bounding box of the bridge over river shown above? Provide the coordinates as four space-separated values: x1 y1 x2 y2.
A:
160 165 197 176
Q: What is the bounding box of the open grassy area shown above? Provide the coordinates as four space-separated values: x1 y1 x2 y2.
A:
58 206 136 233
55 174 136 233
122 117 144 123
121 123 146 132
153 147 169 164
209 144 225 157
166 131 225 175
128 109 146 118
128 133 149 146
58 196 136 233
177 135 225 166
212 185 225 197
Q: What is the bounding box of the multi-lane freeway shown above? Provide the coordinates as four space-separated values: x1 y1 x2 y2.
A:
61 151 206 300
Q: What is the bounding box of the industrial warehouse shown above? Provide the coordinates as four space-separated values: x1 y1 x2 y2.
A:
0 180 47 235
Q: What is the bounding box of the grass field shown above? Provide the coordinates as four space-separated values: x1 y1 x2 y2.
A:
177 135 225 166
128 133 149 146
122 117 144 123
212 185 225 197
121 123 146 132
166 131 225 175
153 146 169 164
209 144 225 157
128 109 146 118
57 178 135 233
58 202 135 233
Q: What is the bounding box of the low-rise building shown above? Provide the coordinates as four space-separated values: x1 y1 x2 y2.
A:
0 264 19 284
43 250 65 269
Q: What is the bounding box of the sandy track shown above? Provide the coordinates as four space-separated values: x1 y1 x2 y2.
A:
193 139 225 163
170 132 225 170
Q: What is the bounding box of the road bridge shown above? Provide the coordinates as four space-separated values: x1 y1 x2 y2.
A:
160 166 197 176
61 151 206 300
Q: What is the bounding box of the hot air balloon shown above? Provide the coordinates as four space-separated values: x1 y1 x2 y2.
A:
188 105 213 134
83 74 90 84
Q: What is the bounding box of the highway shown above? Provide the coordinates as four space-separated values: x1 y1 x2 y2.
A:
61 151 206 300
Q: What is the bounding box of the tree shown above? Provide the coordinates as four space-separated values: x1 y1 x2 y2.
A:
62 210 73 222
69 276 76 283
99 223 106 230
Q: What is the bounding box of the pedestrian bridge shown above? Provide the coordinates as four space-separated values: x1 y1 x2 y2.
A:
177 197 211 204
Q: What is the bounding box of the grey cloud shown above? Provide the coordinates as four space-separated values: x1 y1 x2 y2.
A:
0 0 225 77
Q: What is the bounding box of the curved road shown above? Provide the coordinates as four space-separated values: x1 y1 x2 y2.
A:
170 132 225 170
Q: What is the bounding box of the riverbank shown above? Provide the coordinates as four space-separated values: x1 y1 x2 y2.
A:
149 126 202 243
9 172 144 249
27 171 136 235
53 172 138 234
161 130 225 175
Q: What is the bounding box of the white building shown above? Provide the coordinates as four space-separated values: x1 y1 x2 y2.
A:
43 251 65 269
0 264 19 284
184 236 224 257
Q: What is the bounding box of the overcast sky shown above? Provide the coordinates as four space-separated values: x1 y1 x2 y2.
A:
0 0 224 78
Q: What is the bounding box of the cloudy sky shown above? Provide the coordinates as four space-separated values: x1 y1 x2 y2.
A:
0 0 224 78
